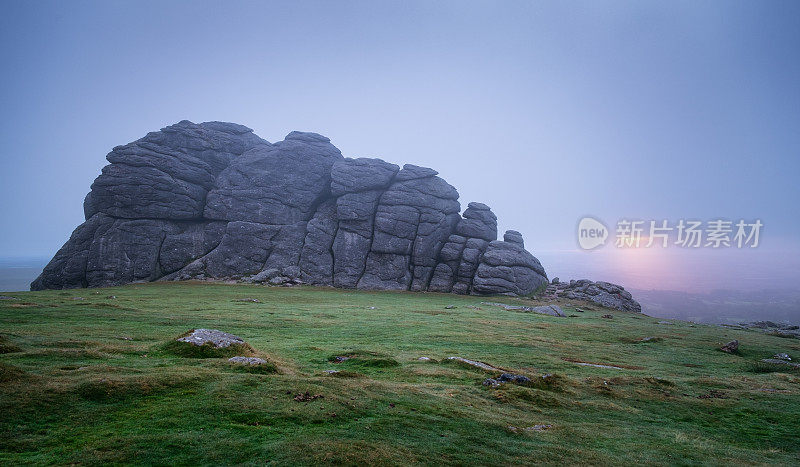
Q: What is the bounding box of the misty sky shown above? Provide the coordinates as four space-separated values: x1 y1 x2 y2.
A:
1 1 798 292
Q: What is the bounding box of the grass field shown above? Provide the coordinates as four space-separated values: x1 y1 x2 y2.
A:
1 282 799 465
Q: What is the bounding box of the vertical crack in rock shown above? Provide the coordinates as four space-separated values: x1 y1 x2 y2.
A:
33 121 550 297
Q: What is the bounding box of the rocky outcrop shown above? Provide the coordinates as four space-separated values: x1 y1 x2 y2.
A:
32 120 548 296
545 279 642 312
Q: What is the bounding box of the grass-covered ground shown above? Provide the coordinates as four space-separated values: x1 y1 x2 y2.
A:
1 282 799 465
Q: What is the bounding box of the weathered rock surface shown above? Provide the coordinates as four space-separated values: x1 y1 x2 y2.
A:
720 340 739 353
544 279 642 312
760 358 800 369
228 356 268 365
483 373 531 387
32 121 549 296
177 329 246 348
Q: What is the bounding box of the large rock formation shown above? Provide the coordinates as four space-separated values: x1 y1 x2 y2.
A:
32 121 549 296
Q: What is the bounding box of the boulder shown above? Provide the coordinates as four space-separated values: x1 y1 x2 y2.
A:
472 239 548 296
503 230 524 246
720 340 739 353
33 121 553 297
178 329 246 348
549 279 642 312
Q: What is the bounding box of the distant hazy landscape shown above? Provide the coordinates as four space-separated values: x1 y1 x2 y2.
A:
0 257 46 293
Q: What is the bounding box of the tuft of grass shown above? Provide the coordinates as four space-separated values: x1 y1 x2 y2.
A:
228 361 279 375
620 336 664 344
527 373 572 392
494 386 562 407
0 362 25 384
327 350 400 368
327 370 364 378
0 335 21 354
749 361 800 374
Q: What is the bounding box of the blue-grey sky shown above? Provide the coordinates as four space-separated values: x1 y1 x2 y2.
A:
1 1 798 291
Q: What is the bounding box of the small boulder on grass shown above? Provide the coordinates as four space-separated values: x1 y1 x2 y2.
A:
166 329 255 358
228 356 278 373
720 340 739 353
228 356 267 365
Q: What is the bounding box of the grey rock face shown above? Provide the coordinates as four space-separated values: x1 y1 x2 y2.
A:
473 238 548 296
503 230 524 247
84 120 264 220
33 121 549 296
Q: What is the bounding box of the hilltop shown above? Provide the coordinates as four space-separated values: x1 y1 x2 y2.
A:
1 283 798 464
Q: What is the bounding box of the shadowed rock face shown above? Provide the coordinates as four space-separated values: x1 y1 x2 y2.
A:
32 121 549 295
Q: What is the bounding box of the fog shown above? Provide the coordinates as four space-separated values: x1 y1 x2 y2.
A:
1 1 798 303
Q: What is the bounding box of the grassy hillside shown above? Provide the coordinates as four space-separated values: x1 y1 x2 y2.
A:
1 282 798 465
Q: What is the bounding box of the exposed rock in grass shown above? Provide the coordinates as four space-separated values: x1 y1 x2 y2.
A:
760 358 800 369
233 298 260 303
328 351 399 368
417 356 431 361
601 314 613 319
720 340 739 353
244 268 281 283
481 302 565 317
0 296 19 300
766 330 800 339
639 336 662 343
228 356 278 373
166 329 255 358
228 356 267 365
483 373 531 387
444 305 457 309
446 356 502 372
739 321 799 339
574 362 624 370
773 353 791 361
179 329 245 348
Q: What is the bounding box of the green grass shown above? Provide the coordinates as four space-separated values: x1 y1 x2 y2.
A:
1 282 799 465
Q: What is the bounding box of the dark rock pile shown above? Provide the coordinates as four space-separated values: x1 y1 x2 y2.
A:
738 321 799 339
483 373 532 388
544 279 642 312
32 120 548 296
